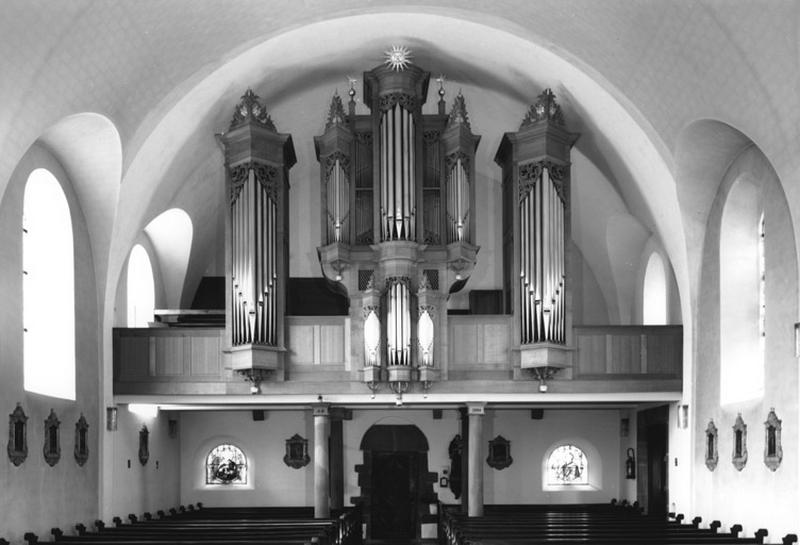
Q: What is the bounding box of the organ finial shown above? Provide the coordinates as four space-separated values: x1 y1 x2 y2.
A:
326 91 347 128
384 45 413 71
447 91 471 130
230 89 276 131
520 88 564 128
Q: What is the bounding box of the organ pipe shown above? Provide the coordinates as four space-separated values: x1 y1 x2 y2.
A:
326 157 350 243
386 278 411 366
380 104 415 241
519 164 565 345
231 164 279 347
446 156 470 243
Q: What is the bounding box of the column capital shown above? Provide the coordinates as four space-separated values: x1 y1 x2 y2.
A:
466 402 486 416
313 403 330 417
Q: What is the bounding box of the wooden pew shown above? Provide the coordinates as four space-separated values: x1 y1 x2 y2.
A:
438 503 771 545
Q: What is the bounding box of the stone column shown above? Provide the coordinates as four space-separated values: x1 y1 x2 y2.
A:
313 404 330 518
459 407 469 514
467 403 485 517
329 409 346 511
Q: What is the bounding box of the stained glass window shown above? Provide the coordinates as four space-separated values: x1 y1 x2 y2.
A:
547 445 588 485
206 444 247 485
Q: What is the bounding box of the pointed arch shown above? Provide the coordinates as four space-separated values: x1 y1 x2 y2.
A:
144 208 193 308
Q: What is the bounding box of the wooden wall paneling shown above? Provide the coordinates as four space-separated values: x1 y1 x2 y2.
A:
117 335 150 380
154 335 184 376
190 334 222 376
319 324 344 364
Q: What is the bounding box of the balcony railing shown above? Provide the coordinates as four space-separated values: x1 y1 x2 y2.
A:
113 317 681 394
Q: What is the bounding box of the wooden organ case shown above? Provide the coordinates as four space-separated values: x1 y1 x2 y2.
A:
219 90 296 385
495 89 579 375
316 53 480 394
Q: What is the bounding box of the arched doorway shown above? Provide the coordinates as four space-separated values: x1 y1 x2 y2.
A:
355 425 437 543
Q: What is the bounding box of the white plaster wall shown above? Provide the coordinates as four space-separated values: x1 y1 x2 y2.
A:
0 144 100 543
693 146 799 539
482 409 623 504
179 408 627 509
110 407 181 519
180 410 314 507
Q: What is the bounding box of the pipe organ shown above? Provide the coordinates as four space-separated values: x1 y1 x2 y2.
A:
221 89 296 381
380 100 416 241
315 48 480 394
495 89 578 370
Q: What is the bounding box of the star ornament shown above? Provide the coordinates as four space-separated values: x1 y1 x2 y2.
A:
384 45 413 71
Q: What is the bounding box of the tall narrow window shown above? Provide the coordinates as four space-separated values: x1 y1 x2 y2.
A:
23 169 75 400
720 177 763 404
758 213 766 352
643 252 667 325
127 244 155 327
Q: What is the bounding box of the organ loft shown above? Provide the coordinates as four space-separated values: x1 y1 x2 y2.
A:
3 4 798 544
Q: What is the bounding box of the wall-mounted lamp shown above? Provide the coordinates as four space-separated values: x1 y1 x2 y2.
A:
106 407 118 431
677 404 689 429
795 322 800 357
129 403 159 419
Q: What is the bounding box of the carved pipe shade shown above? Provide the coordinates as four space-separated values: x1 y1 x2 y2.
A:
418 309 434 366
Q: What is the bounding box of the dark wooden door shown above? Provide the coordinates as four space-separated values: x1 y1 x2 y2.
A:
647 422 668 516
370 451 418 539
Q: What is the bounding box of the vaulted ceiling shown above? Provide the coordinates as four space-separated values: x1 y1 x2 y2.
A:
2 1 798 335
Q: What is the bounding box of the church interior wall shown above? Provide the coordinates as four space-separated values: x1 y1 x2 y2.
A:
0 143 101 544
0 3 799 542
694 143 799 539
110 407 181 522
481 409 622 504
177 408 627 508
180 410 314 507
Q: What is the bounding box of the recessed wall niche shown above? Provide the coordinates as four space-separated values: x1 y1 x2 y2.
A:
283 434 310 469
7 403 28 466
763 408 782 471
74 414 89 466
705 420 718 471
43 409 61 467
732 413 747 471
486 435 513 470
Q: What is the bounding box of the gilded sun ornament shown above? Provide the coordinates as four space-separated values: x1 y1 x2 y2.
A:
384 45 413 71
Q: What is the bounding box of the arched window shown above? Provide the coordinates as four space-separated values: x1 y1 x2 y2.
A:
206 444 247 485
23 168 75 400
643 252 667 325
720 176 763 404
758 213 766 349
546 444 588 485
127 244 155 327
